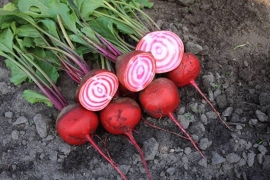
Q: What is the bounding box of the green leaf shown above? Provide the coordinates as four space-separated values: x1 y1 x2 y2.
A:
39 19 60 39
18 0 78 32
0 28 14 53
2 2 18 11
22 37 35 48
88 16 119 46
133 0 154 8
16 24 40 37
22 90 53 107
35 59 59 85
75 0 105 19
81 26 100 43
5 59 28 85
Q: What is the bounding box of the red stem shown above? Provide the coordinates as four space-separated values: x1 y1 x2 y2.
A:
85 135 127 180
189 80 232 131
141 117 189 140
168 113 204 158
125 132 152 180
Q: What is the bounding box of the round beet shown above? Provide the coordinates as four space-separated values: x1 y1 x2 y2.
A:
139 78 204 157
76 69 119 111
56 104 99 145
100 97 153 180
165 53 232 130
56 104 127 179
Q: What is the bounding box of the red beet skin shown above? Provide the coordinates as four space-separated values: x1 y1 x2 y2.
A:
99 98 141 135
139 78 204 157
165 53 232 131
165 52 200 87
56 104 99 145
139 78 180 118
100 97 153 180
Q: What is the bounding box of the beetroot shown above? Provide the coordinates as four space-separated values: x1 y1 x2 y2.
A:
165 53 232 130
136 30 184 73
99 97 153 180
116 50 156 92
56 104 127 180
139 78 204 157
76 69 119 111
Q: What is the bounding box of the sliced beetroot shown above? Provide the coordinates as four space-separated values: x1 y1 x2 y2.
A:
136 30 184 73
99 97 153 180
139 78 204 157
165 53 232 130
76 69 119 111
116 50 156 92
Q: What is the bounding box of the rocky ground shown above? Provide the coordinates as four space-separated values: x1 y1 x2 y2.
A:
0 0 270 179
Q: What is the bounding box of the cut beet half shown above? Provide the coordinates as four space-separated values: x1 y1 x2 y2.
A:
116 50 156 92
135 30 184 73
76 69 119 111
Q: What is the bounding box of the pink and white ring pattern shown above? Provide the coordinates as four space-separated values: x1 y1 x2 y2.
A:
79 72 119 111
136 30 184 73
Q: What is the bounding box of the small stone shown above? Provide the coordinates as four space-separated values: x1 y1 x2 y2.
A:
247 151 256 167
222 107 234 117
58 143 71 155
226 153 241 163
13 116 28 125
202 73 215 89
0 82 9 95
216 94 228 109
178 113 194 129
5 111 13 119
199 138 212 150
262 155 270 170
259 92 270 106
258 145 268 155
166 167 176 175
189 102 198 113
255 110 268 122
143 138 159 161
33 114 51 138
11 130 19 140
156 19 163 29
206 111 218 119
257 153 263 165
198 158 208 167
211 152 226 165
184 147 191 155
200 114 208 124
119 165 130 175
176 0 195 6
249 119 258 126
185 41 203 55
237 158 246 167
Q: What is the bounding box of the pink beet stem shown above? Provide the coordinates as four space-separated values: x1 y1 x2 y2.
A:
141 117 189 140
125 132 153 180
189 80 232 131
168 113 205 158
85 135 128 180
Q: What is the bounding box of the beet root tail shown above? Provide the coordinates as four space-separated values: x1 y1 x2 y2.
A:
168 113 205 158
85 135 128 180
125 132 153 180
189 80 232 131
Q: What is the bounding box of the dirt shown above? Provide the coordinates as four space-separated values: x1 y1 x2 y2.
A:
0 0 270 180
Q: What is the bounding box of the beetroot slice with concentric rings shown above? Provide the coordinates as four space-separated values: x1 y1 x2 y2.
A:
76 69 119 111
116 50 156 92
136 30 184 73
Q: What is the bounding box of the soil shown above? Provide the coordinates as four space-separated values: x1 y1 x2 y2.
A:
0 0 270 180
